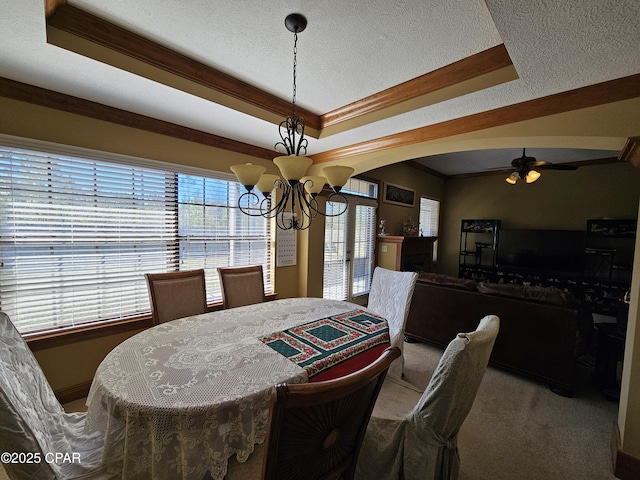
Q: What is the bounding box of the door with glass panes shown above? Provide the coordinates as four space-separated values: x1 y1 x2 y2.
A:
323 196 377 304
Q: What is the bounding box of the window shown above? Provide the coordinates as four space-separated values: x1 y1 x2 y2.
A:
340 177 379 198
419 196 440 261
0 140 272 334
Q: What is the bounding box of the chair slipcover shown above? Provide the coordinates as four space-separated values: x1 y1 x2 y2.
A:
355 315 500 480
0 312 123 480
367 267 418 379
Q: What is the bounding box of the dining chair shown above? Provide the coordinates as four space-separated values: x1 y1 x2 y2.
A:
0 311 124 480
367 266 418 379
217 265 265 309
145 269 208 324
354 315 500 480
224 346 401 480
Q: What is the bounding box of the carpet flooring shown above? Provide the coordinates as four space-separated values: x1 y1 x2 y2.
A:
402 341 620 480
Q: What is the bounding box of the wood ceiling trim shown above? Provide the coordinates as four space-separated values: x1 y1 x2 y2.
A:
619 136 640 168
320 45 514 130
45 0 67 18
311 73 640 163
0 77 275 160
46 4 322 131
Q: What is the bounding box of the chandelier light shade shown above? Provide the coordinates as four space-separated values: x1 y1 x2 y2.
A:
230 13 354 230
230 163 266 189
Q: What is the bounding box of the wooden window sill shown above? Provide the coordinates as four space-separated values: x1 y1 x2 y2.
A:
26 293 278 351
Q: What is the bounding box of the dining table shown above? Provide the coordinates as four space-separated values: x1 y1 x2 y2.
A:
84 297 391 480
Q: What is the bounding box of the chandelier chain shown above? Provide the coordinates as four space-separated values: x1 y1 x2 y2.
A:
292 31 298 118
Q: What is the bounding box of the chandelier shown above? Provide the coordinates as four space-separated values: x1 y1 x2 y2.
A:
230 13 354 230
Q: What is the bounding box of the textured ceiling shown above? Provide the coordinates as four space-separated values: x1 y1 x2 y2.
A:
1 0 639 175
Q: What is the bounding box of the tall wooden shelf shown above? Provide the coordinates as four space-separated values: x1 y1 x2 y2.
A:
459 219 500 281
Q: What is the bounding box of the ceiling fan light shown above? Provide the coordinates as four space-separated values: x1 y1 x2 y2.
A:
506 171 519 184
526 169 541 183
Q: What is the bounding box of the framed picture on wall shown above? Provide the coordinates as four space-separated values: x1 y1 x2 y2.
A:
383 182 416 207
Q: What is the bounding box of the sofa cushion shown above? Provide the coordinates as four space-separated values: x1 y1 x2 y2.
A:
477 282 578 307
418 273 477 291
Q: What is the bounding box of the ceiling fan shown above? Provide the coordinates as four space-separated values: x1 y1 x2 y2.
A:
505 149 578 184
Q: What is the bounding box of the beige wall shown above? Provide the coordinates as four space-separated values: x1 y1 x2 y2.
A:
619 203 640 457
34 330 145 392
438 162 640 276
365 163 445 236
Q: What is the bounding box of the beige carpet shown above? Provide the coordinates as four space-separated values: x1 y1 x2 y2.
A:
402 341 620 480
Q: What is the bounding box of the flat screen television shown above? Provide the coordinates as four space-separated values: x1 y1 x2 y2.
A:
496 229 585 276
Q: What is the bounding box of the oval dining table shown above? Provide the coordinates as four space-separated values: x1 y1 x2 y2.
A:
84 297 391 480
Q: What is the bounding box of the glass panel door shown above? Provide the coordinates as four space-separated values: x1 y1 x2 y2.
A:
323 197 377 303
323 203 349 300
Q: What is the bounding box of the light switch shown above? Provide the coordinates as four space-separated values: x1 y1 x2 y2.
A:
381 245 388 253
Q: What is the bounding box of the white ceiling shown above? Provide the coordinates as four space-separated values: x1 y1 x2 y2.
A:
2 0 639 175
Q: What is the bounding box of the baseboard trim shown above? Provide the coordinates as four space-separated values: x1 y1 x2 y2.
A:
55 380 92 405
613 422 640 480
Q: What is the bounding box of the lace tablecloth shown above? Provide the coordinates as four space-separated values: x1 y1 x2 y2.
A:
85 297 372 480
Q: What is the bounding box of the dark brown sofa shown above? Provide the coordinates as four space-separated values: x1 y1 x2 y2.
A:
405 274 594 396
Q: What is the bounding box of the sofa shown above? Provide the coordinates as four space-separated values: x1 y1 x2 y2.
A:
404 274 594 396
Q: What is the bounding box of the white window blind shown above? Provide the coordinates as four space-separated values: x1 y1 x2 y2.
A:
177 174 272 298
351 204 376 296
419 196 440 261
0 144 272 334
341 177 378 198
323 202 348 300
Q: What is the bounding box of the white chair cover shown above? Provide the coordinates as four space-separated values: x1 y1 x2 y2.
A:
367 267 418 379
0 312 124 480
355 315 500 480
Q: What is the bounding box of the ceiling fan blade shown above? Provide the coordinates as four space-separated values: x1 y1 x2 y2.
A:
528 161 550 168
536 164 578 170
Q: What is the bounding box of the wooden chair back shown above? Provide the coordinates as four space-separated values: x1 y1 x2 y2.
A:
144 269 207 324
217 265 265 309
263 346 401 480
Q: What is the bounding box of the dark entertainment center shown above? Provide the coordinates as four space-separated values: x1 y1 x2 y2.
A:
459 219 637 316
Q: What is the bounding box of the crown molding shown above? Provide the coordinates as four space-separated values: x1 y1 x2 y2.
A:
311 73 640 163
320 45 515 133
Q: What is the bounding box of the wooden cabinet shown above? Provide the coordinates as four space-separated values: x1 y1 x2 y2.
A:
377 235 437 272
